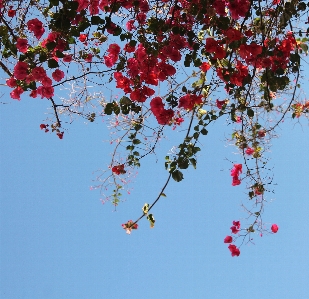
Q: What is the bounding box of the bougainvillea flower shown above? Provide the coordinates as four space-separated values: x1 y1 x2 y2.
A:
16 38 28 53
14 61 29 80
233 221 240 228
27 18 45 39
224 236 233 243
216 99 226 109
271 224 279 233
230 225 240 234
228 244 240 257
52 69 65 82
10 86 24 100
112 164 126 175
57 132 64 139
231 164 242 176
245 147 254 155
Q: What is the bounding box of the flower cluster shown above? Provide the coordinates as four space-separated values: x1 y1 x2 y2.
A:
112 164 126 175
230 164 242 186
122 220 138 234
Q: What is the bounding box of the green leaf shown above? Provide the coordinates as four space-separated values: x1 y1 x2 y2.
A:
133 139 141 145
47 59 59 68
142 203 149 214
91 16 102 25
247 108 254 117
39 53 47 62
147 214 155 228
172 170 184 182
46 42 56 51
189 158 197 169
300 43 308 54
200 128 208 135
104 103 113 115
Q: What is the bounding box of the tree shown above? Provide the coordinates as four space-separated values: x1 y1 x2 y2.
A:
1 0 308 256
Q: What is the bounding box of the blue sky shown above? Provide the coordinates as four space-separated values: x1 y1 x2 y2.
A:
1 89 309 299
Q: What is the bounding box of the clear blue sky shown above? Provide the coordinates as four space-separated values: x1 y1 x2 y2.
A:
1 87 309 298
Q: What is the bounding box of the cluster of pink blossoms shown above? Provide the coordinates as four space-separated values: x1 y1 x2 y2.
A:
230 164 242 186
224 221 241 257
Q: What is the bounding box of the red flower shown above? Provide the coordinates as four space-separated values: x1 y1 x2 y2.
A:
37 86 54 98
40 124 49 132
10 86 24 100
8 9 16 17
57 132 64 139
224 236 233 243
14 61 29 80
16 38 28 53
230 164 242 177
178 94 203 110
258 130 266 138
216 99 226 109
27 18 45 39
52 69 65 82
79 34 87 42
228 244 240 257
245 147 254 155
32 67 47 81
200 62 211 72
6 77 17 88
112 164 126 175
232 176 241 186
63 54 72 62
271 224 279 233
233 221 240 228
230 225 240 234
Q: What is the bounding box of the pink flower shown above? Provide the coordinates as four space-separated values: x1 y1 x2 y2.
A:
14 61 28 80
16 38 28 53
224 236 233 243
37 86 54 98
6 77 17 88
10 86 24 100
228 244 240 257
230 225 240 234
63 54 72 62
85 54 93 62
41 76 53 86
32 67 47 81
29 89 38 98
178 94 203 110
232 176 241 186
52 69 65 82
126 20 136 31
230 164 242 177
233 221 240 228
108 43 121 56
216 99 226 109
271 224 279 233
27 18 45 39
245 147 254 155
